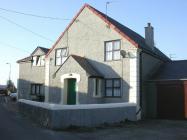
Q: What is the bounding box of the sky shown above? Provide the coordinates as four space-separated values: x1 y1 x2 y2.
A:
0 0 187 86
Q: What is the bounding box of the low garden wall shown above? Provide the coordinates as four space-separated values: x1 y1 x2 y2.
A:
18 99 137 129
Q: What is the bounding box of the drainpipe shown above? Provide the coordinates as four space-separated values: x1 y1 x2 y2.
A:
136 51 143 117
121 56 124 96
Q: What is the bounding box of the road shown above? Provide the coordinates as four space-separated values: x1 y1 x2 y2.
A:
0 95 78 140
0 95 187 140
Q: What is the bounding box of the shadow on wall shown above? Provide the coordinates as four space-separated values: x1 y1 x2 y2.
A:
18 58 131 104
85 58 131 103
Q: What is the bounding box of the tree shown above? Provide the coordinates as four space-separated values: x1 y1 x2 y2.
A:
7 80 17 93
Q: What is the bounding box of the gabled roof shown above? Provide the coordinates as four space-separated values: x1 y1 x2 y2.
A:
17 56 32 63
71 55 103 77
31 46 49 56
152 60 187 81
53 55 103 78
46 4 169 61
17 46 49 63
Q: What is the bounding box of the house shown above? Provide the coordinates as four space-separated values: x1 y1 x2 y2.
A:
17 46 49 102
17 4 171 119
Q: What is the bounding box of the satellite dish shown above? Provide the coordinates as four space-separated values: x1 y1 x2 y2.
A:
120 50 127 58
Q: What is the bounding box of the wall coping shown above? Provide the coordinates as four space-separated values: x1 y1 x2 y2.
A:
19 99 136 110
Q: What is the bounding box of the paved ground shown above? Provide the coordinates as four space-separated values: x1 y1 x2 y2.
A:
0 95 187 140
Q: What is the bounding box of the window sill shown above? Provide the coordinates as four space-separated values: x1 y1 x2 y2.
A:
104 96 122 98
104 59 121 62
93 95 102 98
32 65 45 67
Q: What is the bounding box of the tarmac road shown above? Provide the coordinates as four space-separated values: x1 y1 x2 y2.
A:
0 95 187 140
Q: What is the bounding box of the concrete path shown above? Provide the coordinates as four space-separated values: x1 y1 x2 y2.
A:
0 95 187 140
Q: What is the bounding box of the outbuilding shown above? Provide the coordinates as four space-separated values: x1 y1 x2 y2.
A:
152 60 187 119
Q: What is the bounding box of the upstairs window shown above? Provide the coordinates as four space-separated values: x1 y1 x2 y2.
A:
55 48 68 65
32 55 45 66
105 79 121 97
105 40 121 61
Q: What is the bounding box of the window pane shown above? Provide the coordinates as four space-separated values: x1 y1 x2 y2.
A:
61 48 67 56
40 56 45 66
106 80 112 87
56 57 61 65
32 56 37 66
56 49 61 57
113 88 121 96
40 86 44 96
106 52 112 61
106 42 113 51
114 79 120 87
36 85 40 95
32 85 35 94
37 56 41 66
106 88 112 96
113 51 120 60
62 56 67 64
113 41 120 50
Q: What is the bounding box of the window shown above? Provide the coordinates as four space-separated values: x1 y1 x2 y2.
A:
93 78 102 97
105 40 121 61
32 55 45 66
55 48 68 65
31 84 44 96
105 79 121 97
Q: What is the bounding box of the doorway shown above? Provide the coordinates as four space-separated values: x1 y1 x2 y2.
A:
67 78 76 105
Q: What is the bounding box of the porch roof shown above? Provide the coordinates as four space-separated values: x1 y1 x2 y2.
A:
71 55 103 78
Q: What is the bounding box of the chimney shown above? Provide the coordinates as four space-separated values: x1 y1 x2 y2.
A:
145 23 154 49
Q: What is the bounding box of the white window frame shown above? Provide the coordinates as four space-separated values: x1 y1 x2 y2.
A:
93 78 102 97
105 40 121 61
32 55 45 66
55 48 68 66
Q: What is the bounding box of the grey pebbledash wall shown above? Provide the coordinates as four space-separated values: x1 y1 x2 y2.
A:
18 99 137 129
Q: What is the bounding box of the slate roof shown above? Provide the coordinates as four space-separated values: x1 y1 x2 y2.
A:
71 55 103 77
46 4 170 61
31 46 49 56
17 56 32 63
17 46 49 63
38 46 49 54
91 6 170 61
53 55 103 78
152 60 187 81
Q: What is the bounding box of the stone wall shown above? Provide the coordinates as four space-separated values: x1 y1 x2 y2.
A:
18 99 137 129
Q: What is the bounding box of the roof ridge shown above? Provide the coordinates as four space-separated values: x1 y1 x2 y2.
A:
45 3 168 61
45 3 139 57
37 46 49 50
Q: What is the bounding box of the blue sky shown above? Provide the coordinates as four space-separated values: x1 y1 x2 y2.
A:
0 0 187 86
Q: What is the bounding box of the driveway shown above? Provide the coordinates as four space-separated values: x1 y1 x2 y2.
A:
0 95 187 140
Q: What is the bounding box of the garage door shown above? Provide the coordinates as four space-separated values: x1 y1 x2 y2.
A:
157 82 185 119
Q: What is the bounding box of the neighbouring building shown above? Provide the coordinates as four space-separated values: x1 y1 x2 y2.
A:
18 4 183 120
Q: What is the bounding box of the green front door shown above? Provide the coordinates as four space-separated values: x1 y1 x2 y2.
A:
67 78 76 105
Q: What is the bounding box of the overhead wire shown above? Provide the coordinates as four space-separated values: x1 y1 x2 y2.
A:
0 41 30 54
0 7 71 21
0 15 54 43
